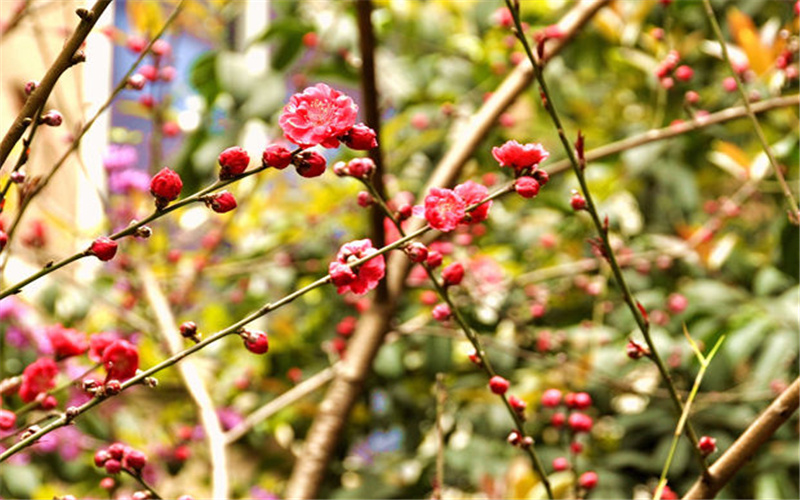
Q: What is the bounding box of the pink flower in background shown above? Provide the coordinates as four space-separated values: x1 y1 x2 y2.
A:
103 144 138 172
108 169 150 194
329 239 385 295
19 358 58 402
492 140 549 174
279 83 358 148
454 181 492 223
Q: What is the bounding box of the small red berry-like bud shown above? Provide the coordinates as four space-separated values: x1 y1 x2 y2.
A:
139 95 155 109
578 471 598 490
132 491 150 500
488 375 510 395
508 395 527 415
568 412 593 433
723 76 738 92
570 192 586 211
432 303 452 322
660 76 675 90
0 409 16 430
345 157 376 179
174 445 191 462
100 477 116 490
151 39 171 58
685 90 700 104
507 430 521 446
698 435 717 455
39 394 58 410
25 80 38 95
127 74 146 90
242 330 269 354
572 392 592 410
532 169 549 186
0 230 8 252
90 237 118 261
336 316 357 337
218 146 250 179
551 412 566 427
162 121 180 137
262 144 293 169
520 436 533 448
126 35 147 53
441 262 464 286
179 322 198 339
675 65 694 81
552 457 569 471
397 203 413 221
341 123 378 150
124 449 147 470
139 64 158 81
302 31 318 48
405 242 428 263
40 110 63 127
329 262 357 286
94 449 110 467
426 250 443 268
541 388 562 407
204 191 237 213
160 66 177 82
108 443 127 460
150 167 183 208
293 151 327 178
570 441 584 454
667 293 688 314
357 191 374 207
104 458 122 474
515 176 540 198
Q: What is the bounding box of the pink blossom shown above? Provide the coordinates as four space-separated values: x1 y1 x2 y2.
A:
279 83 358 148
454 181 492 223
46 325 88 360
19 358 58 403
491 140 549 174
329 239 386 295
420 188 467 232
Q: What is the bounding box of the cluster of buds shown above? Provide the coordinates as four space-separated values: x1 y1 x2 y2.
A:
331 315 358 358
332 157 376 180
94 442 148 476
82 378 123 399
654 50 693 89
507 430 534 448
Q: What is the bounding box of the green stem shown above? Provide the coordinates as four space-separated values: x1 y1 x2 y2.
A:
123 469 163 500
700 0 799 223
503 0 711 477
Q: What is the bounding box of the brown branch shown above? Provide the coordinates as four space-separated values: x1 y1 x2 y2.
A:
283 2 609 498
0 0 112 168
682 377 800 500
137 264 229 500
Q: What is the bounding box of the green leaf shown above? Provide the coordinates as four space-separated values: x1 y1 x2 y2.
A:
189 51 220 103
258 19 313 71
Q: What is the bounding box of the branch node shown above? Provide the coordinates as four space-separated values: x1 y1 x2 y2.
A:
75 8 94 22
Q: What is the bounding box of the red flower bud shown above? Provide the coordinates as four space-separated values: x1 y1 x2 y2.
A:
441 262 464 286
567 412 593 433
578 471 598 490
102 340 139 382
698 435 717 455
40 110 63 127
329 262 357 287
552 457 569 471
515 176 540 198
127 74 146 90
293 151 327 178
675 65 694 82
105 379 122 395
104 459 122 474
405 242 428 263
218 147 250 179
341 123 378 150
94 449 110 467
124 449 147 470
357 191 374 207
262 144 293 169
139 64 158 81
90 237 118 261
344 157 376 179
570 193 586 211
426 250 443 268
205 191 237 213
179 321 198 339
0 409 16 431
432 303 451 322
242 330 269 354
541 388 562 407
150 167 183 207
508 395 527 415
489 375 510 395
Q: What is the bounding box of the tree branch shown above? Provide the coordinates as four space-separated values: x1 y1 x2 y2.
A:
682 377 800 500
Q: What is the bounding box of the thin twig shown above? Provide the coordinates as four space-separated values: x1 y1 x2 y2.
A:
700 0 799 224
137 264 229 500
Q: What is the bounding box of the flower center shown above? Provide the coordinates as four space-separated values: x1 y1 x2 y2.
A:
307 99 334 125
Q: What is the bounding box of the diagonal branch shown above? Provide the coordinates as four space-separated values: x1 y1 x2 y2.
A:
682 377 800 500
137 264 229 500
0 0 112 167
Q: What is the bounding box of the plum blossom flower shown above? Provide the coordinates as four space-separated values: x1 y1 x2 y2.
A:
279 83 358 148
454 181 492 223
492 140 549 174
45 325 88 360
19 358 59 402
418 188 466 232
329 239 386 295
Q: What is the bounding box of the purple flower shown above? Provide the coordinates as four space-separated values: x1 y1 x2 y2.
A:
109 169 151 194
103 144 138 171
